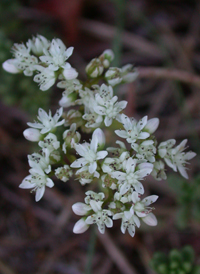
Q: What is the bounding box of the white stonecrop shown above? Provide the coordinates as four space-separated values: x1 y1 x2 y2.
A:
3 35 197 236
71 128 108 176
111 158 153 195
94 84 127 127
158 139 196 179
19 166 54 202
26 35 50 56
131 192 158 224
27 107 65 134
7 43 38 76
115 114 154 146
113 207 140 237
34 65 56 91
39 38 74 70
85 200 113 234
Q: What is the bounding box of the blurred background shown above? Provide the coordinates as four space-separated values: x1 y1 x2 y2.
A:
0 0 200 273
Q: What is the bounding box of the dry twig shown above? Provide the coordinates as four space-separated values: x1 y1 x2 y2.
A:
98 231 138 274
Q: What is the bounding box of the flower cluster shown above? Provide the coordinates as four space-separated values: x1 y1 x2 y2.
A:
3 35 196 237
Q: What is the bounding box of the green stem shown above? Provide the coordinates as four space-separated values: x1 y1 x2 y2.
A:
112 0 125 67
85 226 97 274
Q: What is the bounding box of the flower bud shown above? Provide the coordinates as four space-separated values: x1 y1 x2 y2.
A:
73 218 89 234
105 67 122 86
23 128 41 142
86 58 104 78
121 64 138 83
142 213 157 226
2 59 21 74
59 92 77 108
72 202 91 216
100 49 114 68
63 66 78 80
92 128 105 149
144 118 159 134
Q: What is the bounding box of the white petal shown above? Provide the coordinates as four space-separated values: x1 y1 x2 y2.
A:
115 130 128 139
185 151 196 160
142 195 159 206
92 128 105 147
127 225 135 237
89 162 97 173
96 151 108 160
75 144 88 157
46 178 54 188
113 213 123 220
19 176 35 189
104 116 112 127
178 165 188 179
105 217 113 228
134 182 144 194
90 135 98 152
70 158 88 168
98 224 105 234
35 186 45 202
142 213 157 226
90 200 102 212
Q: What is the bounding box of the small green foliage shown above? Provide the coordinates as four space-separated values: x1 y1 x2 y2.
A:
150 246 199 274
167 174 200 228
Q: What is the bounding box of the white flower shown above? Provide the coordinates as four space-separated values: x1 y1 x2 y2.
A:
62 123 81 152
75 166 96 185
28 152 51 174
23 128 41 142
105 67 122 86
34 65 56 91
115 114 150 145
55 165 73 182
73 218 89 234
131 192 158 221
7 43 38 76
83 112 103 128
151 160 167 181
39 133 60 161
159 139 196 179
86 58 104 77
84 191 105 204
121 64 138 83
39 38 73 70
85 200 113 234
62 63 78 80
113 208 140 237
26 35 50 56
132 140 156 162
19 166 54 202
71 128 108 175
99 49 114 68
57 78 82 92
27 107 65 134
111 158 153 195
94 84 127 127
39 133 60 152
76 87 96 113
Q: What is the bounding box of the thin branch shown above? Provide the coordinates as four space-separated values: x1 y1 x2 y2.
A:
79 19 163 59
137 67 200 87
98 231 138 274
